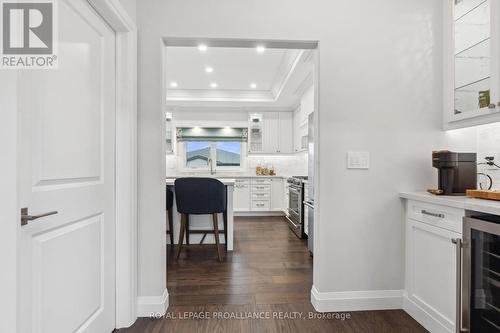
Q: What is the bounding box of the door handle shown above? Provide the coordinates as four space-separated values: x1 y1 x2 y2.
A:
286 216 299 228
303 201 314 209
21 208 58 226
452 238 464 333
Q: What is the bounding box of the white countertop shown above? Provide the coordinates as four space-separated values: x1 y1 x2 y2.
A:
166 177 236 186
400 191 500 216
168 174 287 179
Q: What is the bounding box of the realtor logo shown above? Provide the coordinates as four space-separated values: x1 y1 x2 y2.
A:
1 0 58 68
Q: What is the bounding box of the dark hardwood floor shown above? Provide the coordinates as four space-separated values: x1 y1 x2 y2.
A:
117 216 427 333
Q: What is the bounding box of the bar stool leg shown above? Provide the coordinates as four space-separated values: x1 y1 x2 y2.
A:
185 214 190 245
223 211 228 247
168 208 174 245
212 213 222 262
176 213 187 260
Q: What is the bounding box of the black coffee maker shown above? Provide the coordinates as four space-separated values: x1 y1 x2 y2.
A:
432 151 477 195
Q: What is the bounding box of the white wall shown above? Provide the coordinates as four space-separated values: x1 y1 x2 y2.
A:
136 0 477 307
476 123 500 188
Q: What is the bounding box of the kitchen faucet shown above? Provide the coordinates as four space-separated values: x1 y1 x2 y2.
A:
208 158 215 175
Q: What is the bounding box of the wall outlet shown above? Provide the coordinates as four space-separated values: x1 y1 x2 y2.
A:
347 152 370 169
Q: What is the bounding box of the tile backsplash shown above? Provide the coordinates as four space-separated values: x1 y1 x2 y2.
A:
166 151 308 177
477 122 500 190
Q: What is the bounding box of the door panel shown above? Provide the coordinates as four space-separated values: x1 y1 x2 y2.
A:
35 216 102 333
407 219 460 332
17 1 116 332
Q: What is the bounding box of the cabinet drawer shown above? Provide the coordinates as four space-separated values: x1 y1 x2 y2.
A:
235 178 250 184
251 178 271 185
251 192 270 200
251 185 271 192
407 200 464 233
251 200 270 210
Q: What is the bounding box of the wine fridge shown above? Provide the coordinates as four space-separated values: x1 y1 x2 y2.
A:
461 215 500 332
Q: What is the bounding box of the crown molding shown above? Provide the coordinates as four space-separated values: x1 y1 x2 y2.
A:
270 49 303 99
167 89 275 102
294 71 313 97
165 105 294 113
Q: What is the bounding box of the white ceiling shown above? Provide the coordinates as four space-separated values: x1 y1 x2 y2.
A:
165 46 314 109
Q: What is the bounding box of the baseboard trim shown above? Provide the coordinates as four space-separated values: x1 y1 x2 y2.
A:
310 285 403 312
136 289 169 317
234 211 285 217
403 296 452 333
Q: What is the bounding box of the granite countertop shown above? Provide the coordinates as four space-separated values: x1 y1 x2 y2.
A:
400 191 500 216
166 178 236 186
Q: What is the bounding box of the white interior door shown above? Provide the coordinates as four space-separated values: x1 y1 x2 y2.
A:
17 1 116 332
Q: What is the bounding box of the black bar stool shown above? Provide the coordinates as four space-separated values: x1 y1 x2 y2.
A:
174 177 227 261
185 188 228 248
166 186 174 245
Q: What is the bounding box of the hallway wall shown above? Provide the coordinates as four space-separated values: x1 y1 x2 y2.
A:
136 0 476 309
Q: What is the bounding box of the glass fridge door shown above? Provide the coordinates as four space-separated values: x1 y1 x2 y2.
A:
465 215 500 332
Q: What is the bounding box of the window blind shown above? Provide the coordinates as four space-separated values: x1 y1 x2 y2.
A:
176 127 248 142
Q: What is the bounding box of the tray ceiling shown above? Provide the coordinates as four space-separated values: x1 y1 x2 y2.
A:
165 46 313 108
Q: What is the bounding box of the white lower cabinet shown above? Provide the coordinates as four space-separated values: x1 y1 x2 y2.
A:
233 178 250 212
270 178 284 211
404 200 464 333
233 177 285 213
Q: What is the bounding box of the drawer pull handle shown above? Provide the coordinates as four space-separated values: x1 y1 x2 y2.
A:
421 210 445 218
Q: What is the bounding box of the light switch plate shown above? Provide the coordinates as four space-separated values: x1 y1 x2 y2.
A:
347 152 370 169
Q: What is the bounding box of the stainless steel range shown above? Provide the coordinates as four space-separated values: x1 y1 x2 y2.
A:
286 176 307 238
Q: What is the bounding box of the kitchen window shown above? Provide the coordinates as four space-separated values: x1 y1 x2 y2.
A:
177 127 247 172
185 141 242 169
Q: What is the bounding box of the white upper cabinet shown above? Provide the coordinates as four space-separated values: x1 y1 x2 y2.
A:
444 0 500 129
278 112 294 153
293 85 314 152
262 112 280 153
249 111 294 154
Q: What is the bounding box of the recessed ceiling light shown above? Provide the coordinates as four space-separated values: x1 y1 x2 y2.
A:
250 83 257 89
170 82 178 88
198 44 208 52
205 66 214 73
256 45 265 53
210 82 218 88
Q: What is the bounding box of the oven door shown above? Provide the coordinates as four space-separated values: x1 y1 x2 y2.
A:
287 185 302 238
463 216 500 333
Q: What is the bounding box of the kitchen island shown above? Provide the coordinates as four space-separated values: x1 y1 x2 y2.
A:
166 178 235 251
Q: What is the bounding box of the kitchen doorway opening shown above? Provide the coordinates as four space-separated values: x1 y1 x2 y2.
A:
162 38 320 312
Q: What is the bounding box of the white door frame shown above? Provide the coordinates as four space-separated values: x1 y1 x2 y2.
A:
0 0 138 330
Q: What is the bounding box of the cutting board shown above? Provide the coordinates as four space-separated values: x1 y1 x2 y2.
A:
466 190 500 201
